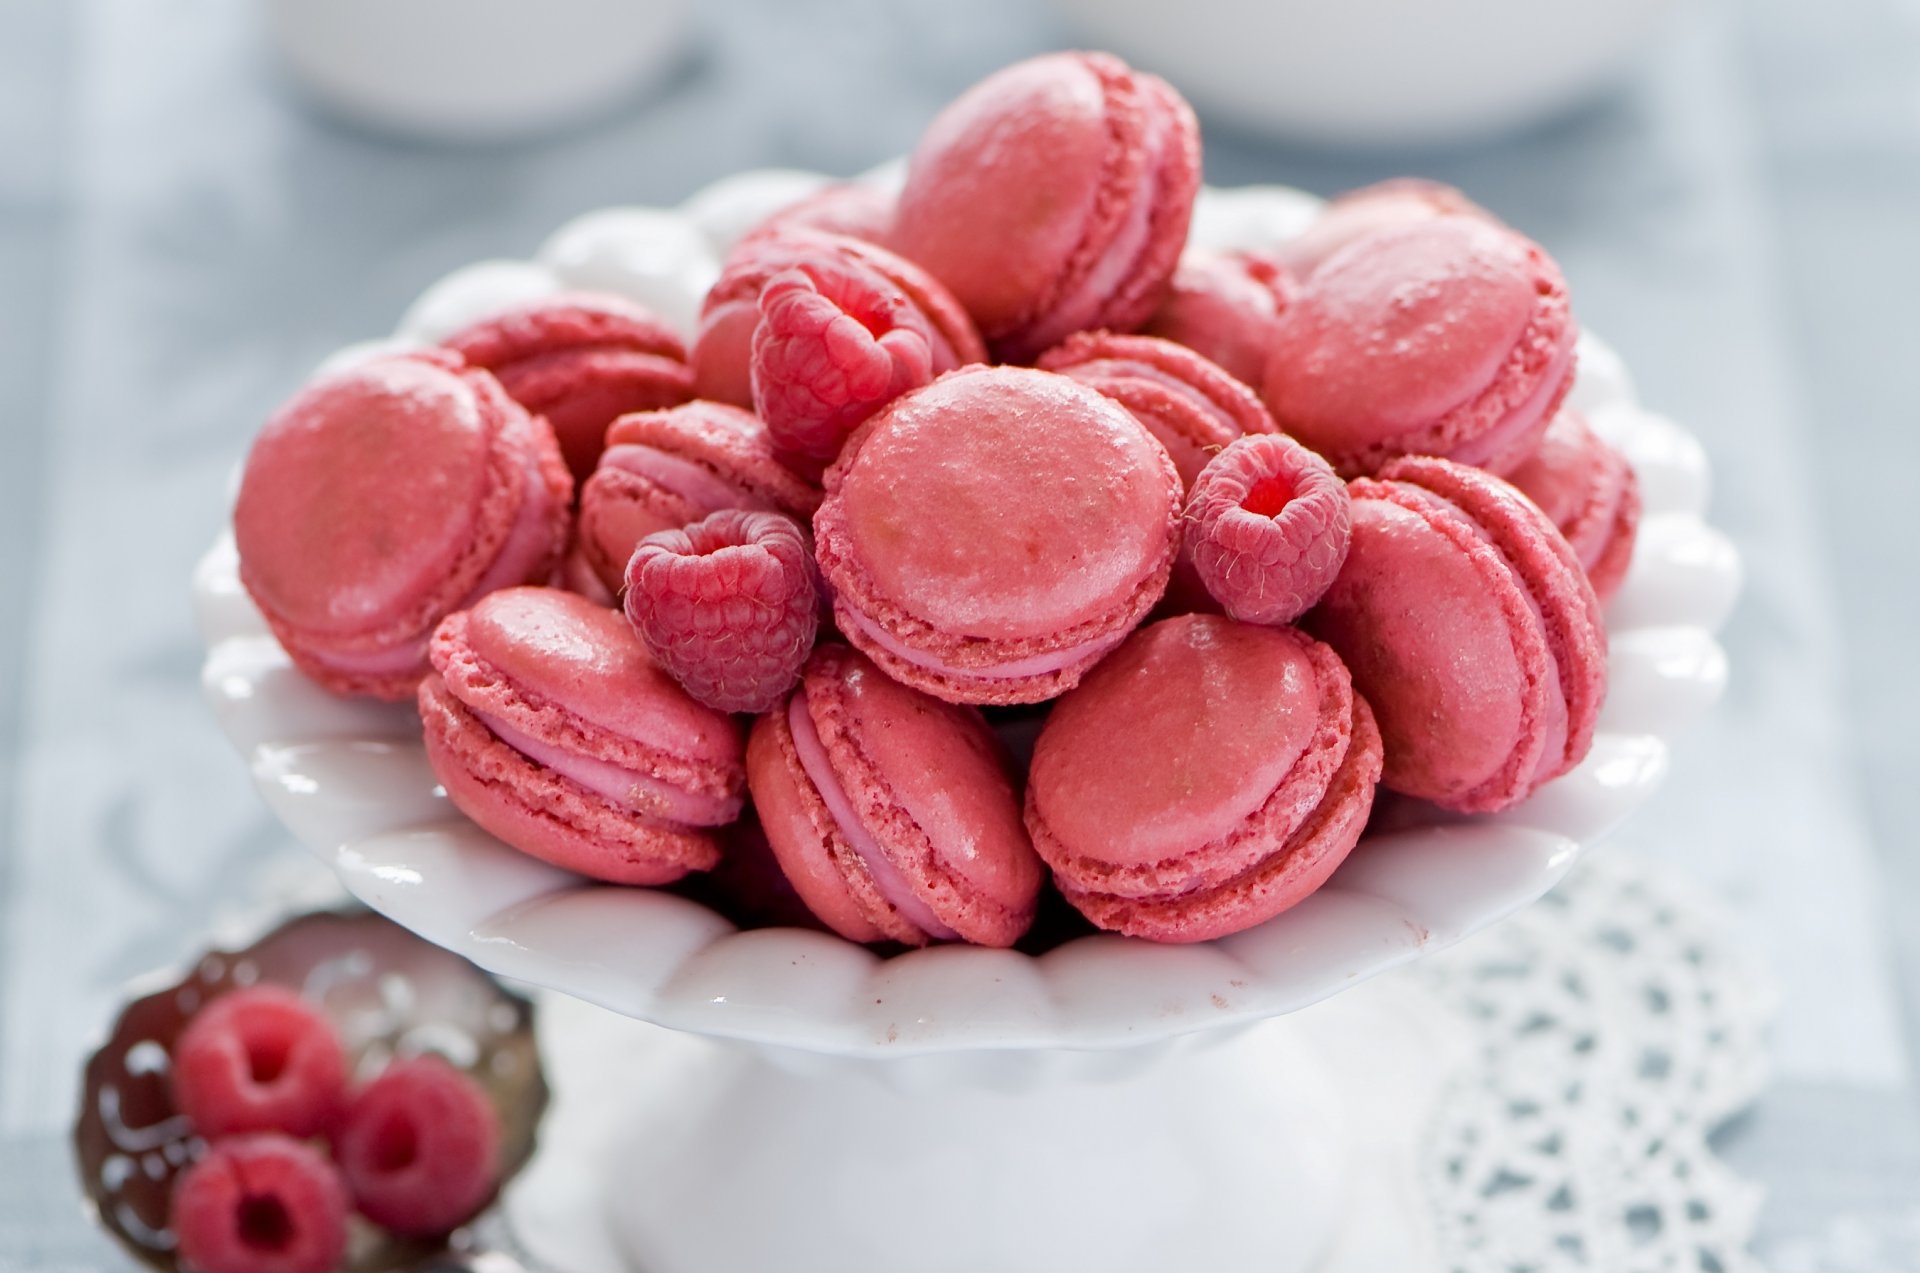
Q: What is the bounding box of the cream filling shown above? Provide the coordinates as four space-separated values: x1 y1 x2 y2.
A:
841 605 1124 682
787 692 958 942
599 444 772 519
474 707 738 827
1024 95 1172 350
1446 328 1578 471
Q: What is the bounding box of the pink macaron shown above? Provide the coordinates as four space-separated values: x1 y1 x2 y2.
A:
443 294 694 483
1025 614 1382 943
691 229 984 412
1305 456 1607 813
814 365 1183 705
573 401 822 599
890 51 1201 363
1141 249 1296 389
234 350 571 701
1262 216 1577 478
739 182 896 248
747 644 1043 947
1506 409 1641 602
418 586 746 884
1274 178 1493 278
1037 330 1278 488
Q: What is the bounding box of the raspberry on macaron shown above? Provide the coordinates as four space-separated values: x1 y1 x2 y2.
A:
1184 434 1351 626
625 509 822 715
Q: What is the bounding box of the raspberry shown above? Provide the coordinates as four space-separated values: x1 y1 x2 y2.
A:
1185 434 1352 625
750 258 936 461
171 986 348 1140
171 1134 349 1273
334 1054 501 1238
625 509 821 714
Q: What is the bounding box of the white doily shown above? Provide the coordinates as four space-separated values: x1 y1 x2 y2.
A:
1417 850 1777 1273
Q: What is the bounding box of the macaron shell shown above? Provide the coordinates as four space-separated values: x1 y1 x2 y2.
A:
1142 250 1294 388
891 53 1199 361
1273 178 1494 278
819 367 1180 642
892 55 1113 346
420 676 721 886
747 708 911 945
445 294 694 481
441 588 745 786
1026 617 1356 903
1381 456 1605 787
1057 692 1382 943
1038 330 1278 488
1261 217 1574 477
1506 410 1641 602
803 646 1041 944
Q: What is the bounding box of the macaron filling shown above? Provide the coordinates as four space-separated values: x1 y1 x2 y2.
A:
1024 97 1173 352
838 606 1127 683
785 691 959 941
471 707 740 827
597 444 770 520
1442 326 1579 473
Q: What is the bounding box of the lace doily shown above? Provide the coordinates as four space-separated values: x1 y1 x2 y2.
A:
1417 850 1776 1272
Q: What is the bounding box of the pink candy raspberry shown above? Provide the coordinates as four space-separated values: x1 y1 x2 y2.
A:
171 986 348 1141
171 1134 349 1273
625 509 821 714
333 1054 501 1238
1185 434 1352 625
750 257 936 461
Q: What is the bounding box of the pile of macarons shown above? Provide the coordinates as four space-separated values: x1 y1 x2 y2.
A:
161 986 502 1273
232 51 1639 949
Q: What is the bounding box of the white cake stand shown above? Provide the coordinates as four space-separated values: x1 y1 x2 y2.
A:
194 173 1740 1273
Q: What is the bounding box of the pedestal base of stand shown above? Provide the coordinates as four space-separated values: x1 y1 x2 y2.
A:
506 980 1470 1273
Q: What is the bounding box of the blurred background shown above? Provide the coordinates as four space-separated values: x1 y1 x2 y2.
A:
2 0 1916 1266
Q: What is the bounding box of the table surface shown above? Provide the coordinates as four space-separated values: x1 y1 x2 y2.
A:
3 0 1917 1267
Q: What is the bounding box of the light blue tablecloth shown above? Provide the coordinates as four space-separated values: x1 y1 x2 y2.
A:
3 0 1916 1266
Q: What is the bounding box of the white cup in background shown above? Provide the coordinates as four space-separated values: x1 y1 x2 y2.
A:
265 0 694 144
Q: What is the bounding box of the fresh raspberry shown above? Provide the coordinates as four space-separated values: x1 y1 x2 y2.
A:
333 1054 501 1238
1185 434 1352 625
171 1134 349 1273
750 258 936 461
171 986 348 1141
624 509 821 714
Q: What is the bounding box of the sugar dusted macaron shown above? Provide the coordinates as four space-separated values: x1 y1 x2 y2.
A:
234 350 571 701
574 401 821 597
748 645 1043 947
1306 456 1607 812
419 587 745 884
814 365 1183 705
1262 216 1577 477
1506 409 1641 602
1026 615 1382 943
1037 330 1277 488
891 52 1201 362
